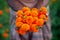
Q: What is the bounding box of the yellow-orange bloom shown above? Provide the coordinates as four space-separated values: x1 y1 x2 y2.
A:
36 19 44 26
16 17 22 22
40 7 47 12
16 22 23 27
30 24 38 32
33 17 38 24
24 11 31 16
19 30 26 35
26 16 34 24
40 7 47 15
16 10 23 17
2 33 8 38
39 14 46 19
32 8 38 12
0 10 3 15
20 24 30 31
30 10 38 17
22 7 30 12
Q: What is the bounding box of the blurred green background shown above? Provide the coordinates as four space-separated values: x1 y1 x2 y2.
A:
0 0 60 40
50 0 60 40
0 0 10 40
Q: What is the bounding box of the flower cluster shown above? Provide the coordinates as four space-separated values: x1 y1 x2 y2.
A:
16 7 48 35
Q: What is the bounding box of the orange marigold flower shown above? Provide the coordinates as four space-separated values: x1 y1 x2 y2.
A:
26 16 34 24
24 11 31 16
22 16 27 23
42 11 47 15
33 17 38 24
19 30 26 35
16 10 23 17
20 24 30 31
0 10 3 15
22 19 26 23
17 10 23 14
31 10 38 17
36 19 44 26
32 8 38 12
30 24 38 32
16 22 23 27
21 24 30 31
22 7 30 12
40 7 47 15
30 10 38 17
16 17 22 22
40 7 47 12
0 24 2 28
39 14 46 19
2 33 8 38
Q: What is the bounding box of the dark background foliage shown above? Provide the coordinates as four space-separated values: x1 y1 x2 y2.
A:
50 0 60 40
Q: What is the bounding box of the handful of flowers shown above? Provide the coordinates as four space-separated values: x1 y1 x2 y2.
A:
15 7 48 35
